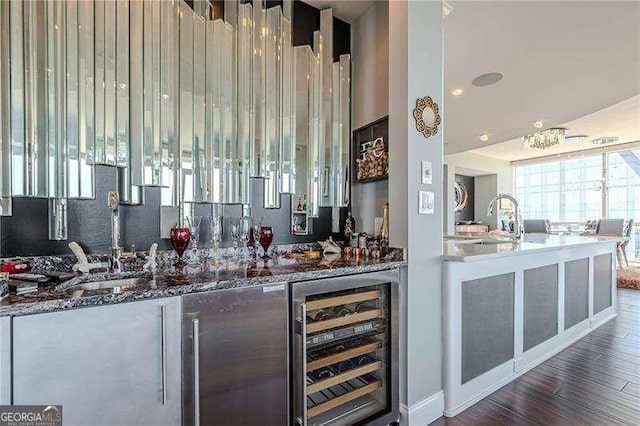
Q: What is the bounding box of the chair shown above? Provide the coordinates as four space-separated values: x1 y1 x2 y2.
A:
595 219 626 269
618 219 634 268
523 219 550 234
595 219 625 235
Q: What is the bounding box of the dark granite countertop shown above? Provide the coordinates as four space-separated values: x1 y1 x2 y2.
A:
0 249 406 317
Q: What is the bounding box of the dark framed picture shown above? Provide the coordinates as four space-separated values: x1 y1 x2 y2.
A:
353 116 389 183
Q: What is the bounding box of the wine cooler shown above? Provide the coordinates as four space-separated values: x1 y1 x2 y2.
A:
291 271 399 425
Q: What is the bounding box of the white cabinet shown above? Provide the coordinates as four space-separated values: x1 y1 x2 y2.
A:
0 316 10 404
12 298 182 426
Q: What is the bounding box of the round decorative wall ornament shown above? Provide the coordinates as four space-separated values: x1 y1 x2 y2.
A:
454 182 468 212
413 96 441 139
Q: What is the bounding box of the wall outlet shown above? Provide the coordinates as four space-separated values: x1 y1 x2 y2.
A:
374 217 383 236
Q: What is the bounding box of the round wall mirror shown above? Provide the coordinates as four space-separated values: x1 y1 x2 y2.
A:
413 96 441 139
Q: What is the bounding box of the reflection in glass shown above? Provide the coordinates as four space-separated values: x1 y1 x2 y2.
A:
26 0 48 198
280 9 295 194
319 9 333 207
0 2 11 214
67 1 94 198
160 0 179 207
103 0 117 165
237 2 253 205
179 2 194 204
115 0 129 168
331 54 351 207
252 0 266 178
9 1 25 196
76 0 95 198
263 6 282 209
205 17 219 203
193 14 206 203
48 198 67 241
93 0 105 164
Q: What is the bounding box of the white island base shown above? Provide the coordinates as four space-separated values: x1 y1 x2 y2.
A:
443 234 619 417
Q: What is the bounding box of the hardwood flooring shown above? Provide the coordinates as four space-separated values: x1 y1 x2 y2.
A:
431 289 640 425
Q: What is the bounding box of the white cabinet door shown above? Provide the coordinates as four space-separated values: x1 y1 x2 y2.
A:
0 316 10 404
13 298 182 426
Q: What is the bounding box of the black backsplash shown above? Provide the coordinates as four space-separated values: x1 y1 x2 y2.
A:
0 165 333 257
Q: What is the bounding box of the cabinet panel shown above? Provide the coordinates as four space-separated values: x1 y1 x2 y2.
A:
461 273 514 383
13 298 182 426
565 258 589 330
594 254 612 314
523 265 558 351
0 316 10 404
182 283 288 426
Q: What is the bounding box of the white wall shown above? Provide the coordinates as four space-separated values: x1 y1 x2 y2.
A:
444 151 513 232
350 1 389 233
389 1 444 423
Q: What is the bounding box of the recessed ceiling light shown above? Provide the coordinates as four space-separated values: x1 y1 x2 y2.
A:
472 72 504 87
533 121 544 129
451 88 463 96
592 136 619 145
479 134 489 142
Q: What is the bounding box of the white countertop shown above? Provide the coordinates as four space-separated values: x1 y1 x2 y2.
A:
443 233 624 262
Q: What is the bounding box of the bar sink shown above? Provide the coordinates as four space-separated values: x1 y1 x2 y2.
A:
61 277 151 297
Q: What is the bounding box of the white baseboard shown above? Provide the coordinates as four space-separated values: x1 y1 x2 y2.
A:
400 390 444 426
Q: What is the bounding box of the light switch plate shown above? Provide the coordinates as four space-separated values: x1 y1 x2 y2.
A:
421 160 433 184
418 191 435 215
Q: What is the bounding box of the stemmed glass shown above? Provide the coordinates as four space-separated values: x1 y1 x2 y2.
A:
259 225 274 259
209 215 222 265
252 217 263 259
230 219 240 258
187 216 203 265
239 218 252 260
170 227 191 267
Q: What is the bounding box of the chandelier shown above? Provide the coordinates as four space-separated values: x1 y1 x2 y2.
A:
522 127 567 150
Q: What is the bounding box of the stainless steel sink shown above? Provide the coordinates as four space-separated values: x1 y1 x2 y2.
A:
64 277 151 296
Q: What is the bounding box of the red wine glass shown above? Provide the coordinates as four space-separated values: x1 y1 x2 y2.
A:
170 227 191 267
259 226 274 259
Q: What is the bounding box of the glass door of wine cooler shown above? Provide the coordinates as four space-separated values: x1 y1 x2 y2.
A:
291 271 399 426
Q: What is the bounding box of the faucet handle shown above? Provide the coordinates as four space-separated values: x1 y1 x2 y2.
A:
69 242 108 274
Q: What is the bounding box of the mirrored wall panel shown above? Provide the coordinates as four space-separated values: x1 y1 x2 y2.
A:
0 0 351 237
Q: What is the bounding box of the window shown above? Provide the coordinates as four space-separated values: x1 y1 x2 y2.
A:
514 155 602 222
514 149 640 259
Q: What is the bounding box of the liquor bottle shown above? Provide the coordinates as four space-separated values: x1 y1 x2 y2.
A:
296 197 303 211
380 202 389 247
344 205 356 241
302 195 307 211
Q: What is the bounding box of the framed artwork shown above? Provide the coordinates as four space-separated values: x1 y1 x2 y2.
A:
353 116 389 183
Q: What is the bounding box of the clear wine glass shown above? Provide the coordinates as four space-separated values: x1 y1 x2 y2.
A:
209 215 222 265
230 219 240 258
187 216 203 265
239 218 252 260
252 217 263 258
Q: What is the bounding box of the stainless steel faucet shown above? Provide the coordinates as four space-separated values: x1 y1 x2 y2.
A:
487 194 524 240
108 190 122 273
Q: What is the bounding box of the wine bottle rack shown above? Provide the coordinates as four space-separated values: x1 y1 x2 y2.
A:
292 272 399 426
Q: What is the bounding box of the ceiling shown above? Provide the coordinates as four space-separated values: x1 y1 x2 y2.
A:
444 1 640 156
304 0 375 23
471 94 640 161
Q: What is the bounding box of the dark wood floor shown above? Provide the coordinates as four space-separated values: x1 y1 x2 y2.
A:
431 289 640 425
